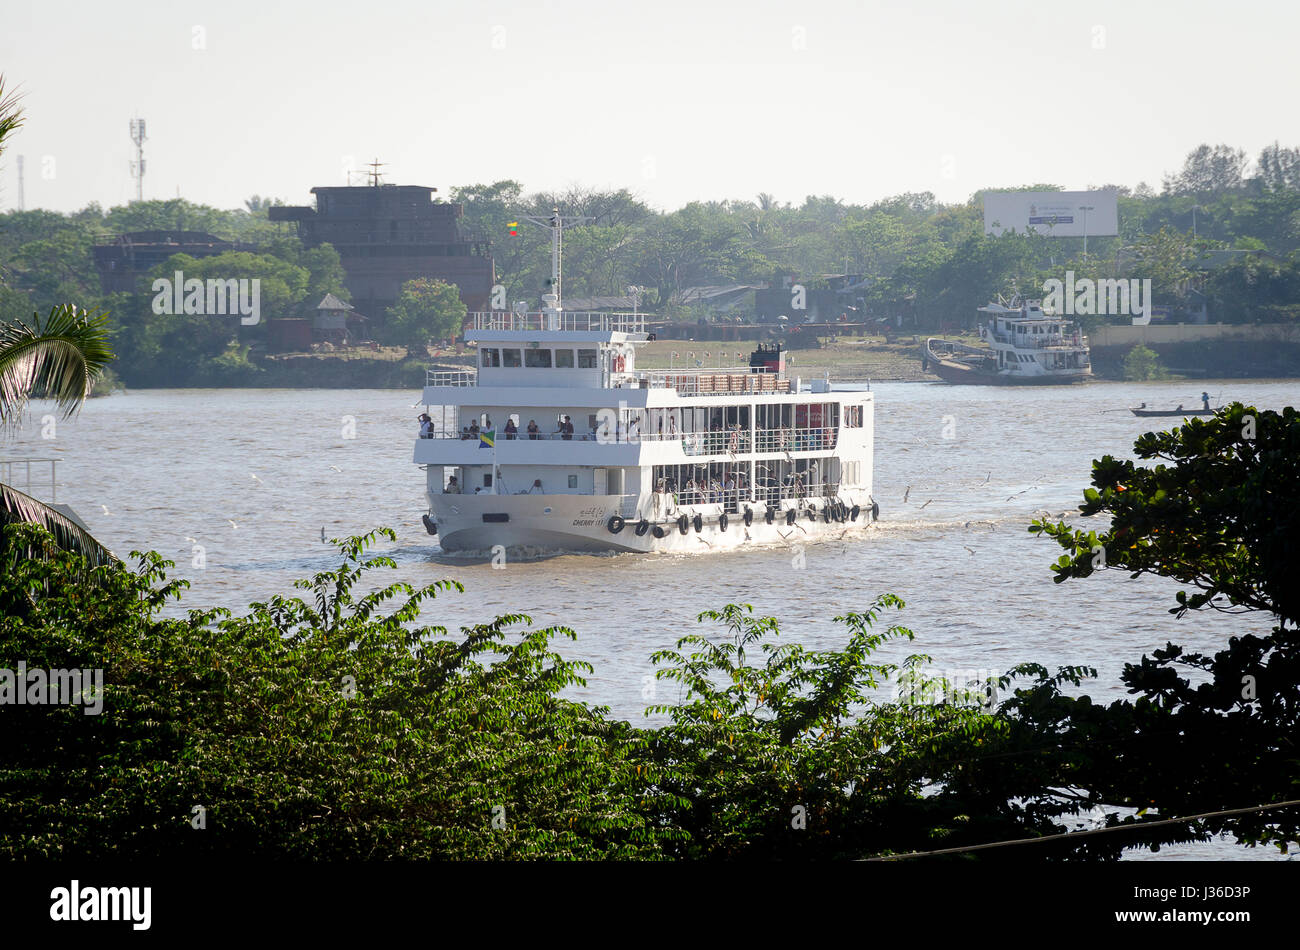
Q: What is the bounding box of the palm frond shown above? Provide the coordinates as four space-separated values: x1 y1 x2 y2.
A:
0 304 115 432
0 482 117 568
0 74 24 155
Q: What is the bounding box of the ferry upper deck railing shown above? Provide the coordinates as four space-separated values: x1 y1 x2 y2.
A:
470 311 649 333
0 457 59 502
426 370 478 387
632 370 792 394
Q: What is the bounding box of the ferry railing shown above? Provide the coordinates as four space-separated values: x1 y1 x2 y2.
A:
634 370 792 394
0 457 59 502
989 333 1087 349
470 311 648 334
426 370 477 387
664 482 843 509
416 425 840 454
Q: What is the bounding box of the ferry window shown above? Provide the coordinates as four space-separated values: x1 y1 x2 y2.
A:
502 348 522 367
525 348 552 368
578 349 597 368
481 348 500 368
555 348 575 368
567 474 578 489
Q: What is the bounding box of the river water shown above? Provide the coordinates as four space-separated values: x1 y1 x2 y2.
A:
10 379 1298 860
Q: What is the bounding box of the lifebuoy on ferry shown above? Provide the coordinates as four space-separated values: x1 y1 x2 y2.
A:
743 507 754 527
607 515 625 534
693 513 703 533
719 512 729 532
678 514 690 535
635 519 651 536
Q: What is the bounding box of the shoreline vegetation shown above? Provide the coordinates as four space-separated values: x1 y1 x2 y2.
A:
80 332 1300 390
2 139 1299 392
2 406 1297 860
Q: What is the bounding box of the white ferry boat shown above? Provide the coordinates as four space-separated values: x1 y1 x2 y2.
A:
923 296 1092 385
413 215 878 554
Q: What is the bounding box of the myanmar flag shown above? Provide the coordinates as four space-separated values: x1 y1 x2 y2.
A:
479 429 495 448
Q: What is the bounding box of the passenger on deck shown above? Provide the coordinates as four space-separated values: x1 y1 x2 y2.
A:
418 413 432 438
460 426 471 440
469 422 480 440
563 416 575 440
445 475 460 494
504 418 518 440
527 419 540 440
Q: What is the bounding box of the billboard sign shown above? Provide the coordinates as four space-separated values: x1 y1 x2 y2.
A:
983 190 1119 237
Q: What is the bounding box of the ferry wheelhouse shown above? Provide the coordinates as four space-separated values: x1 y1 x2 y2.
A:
413 218 877 553
923 297 1092 385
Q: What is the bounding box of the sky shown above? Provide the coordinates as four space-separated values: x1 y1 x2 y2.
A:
1 0 1297 215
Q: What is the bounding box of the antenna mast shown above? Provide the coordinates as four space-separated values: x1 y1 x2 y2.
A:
366 157 386 187
129 118 147 202
518 208 595 312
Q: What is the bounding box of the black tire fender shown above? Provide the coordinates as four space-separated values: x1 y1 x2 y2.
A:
607 515 625 534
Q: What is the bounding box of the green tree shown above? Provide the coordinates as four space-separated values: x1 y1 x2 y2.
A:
1121 343 1169 380
385 278 467 352
1020 406 1300 853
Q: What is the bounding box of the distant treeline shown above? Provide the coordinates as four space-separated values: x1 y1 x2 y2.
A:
1 142 1298 386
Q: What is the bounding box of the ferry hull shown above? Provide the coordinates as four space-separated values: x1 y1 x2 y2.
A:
428 493 875 555
923 339 1092 386
927 358 1093 386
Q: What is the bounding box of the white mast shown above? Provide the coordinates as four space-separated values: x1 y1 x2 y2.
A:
519 208 595 323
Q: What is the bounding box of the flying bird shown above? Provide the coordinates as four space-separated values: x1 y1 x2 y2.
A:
321 526 327 542
963 546 975 555
903 486 911 504
100 505 111 515
249 473 263 484
328 465 342 473
919 499 932 510
227 520 239 530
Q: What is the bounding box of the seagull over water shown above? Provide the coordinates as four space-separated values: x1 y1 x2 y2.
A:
328 465 342 473
249 473 263 484
100 505 111 515
227 520 238 530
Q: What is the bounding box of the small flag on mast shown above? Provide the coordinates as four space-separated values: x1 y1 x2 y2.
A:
507 221 519 236
479 429 495 448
